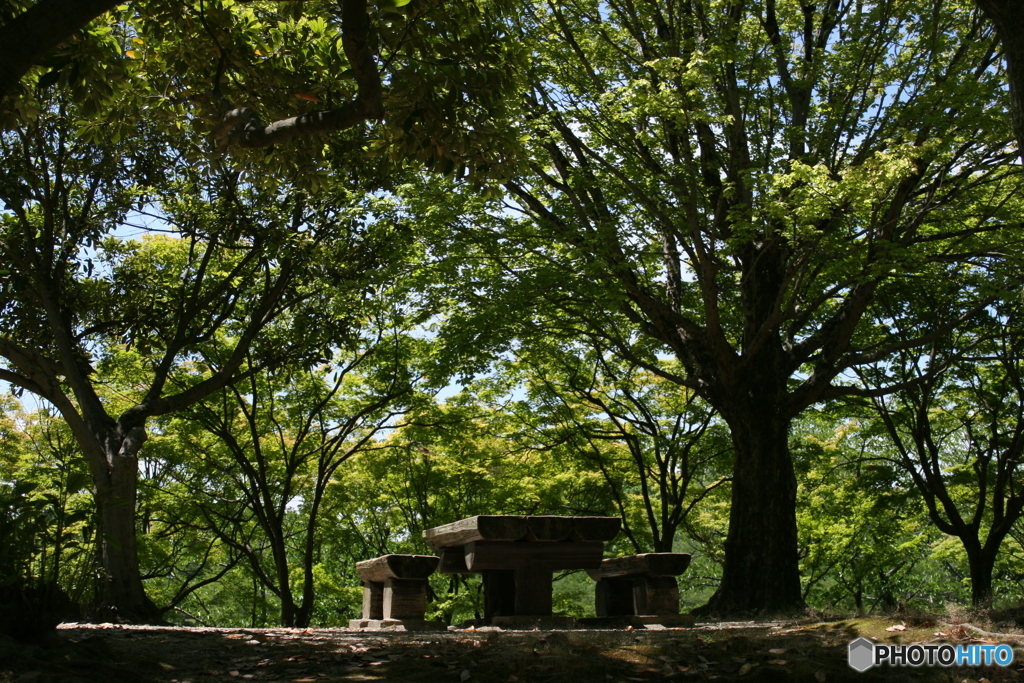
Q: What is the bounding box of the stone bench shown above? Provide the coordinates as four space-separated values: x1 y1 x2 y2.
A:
349 554 444 630
586 553 691 617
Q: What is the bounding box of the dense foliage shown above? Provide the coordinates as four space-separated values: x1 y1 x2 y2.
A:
1 0 1023 627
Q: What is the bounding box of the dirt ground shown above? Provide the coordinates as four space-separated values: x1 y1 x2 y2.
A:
3 617 1024 682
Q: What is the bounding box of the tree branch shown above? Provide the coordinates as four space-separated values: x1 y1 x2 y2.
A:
0 0 121 103
210 0 383 150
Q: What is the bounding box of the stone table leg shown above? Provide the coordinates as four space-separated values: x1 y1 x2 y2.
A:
483 570 516 618
514 565 553 616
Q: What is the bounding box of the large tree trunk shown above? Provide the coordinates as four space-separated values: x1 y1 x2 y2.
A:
91 425 162 623
698 407 804 615
692 239 805 616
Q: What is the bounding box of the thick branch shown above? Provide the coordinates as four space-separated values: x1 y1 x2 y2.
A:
211 0 383 150
976 0 1024 161
0 0 120 103
212 99 379 150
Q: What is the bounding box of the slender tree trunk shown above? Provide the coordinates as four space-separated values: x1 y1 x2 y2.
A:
280 599 297 627
966 544 995 609
698 403 803 615
294 491 325 628
654 533 675 554
272 537 298 627
961 531 1010 609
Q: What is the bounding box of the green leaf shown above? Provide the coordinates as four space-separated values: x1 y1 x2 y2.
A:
37 69 61 89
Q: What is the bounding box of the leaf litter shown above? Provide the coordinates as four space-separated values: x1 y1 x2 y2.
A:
0 617 1021 682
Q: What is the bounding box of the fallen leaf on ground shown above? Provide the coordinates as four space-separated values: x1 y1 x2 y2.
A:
738 662 753 675
885 624 906 632
767 660 788 666
460 669 471 681
815 669 827 682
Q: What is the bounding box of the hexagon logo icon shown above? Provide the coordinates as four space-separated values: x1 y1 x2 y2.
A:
848 637 875 672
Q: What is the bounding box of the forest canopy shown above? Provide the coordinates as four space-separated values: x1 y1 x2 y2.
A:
1 0 1023 627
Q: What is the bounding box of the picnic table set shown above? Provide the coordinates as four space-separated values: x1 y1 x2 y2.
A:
349 514 692 630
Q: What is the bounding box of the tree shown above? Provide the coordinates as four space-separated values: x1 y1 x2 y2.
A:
975 0 1024 160
793 413 938 614
858 301 1024 607
0 0 123 103
0 399 97 637
0 94 398 620
0 0 382 145
434 0 1022 614
491 341 732 555
1 0 525 181
161 326 424 627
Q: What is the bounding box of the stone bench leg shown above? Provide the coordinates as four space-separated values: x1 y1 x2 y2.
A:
352 554 443 630
361 577 430 620
595 576 680 616
362 581 384 620
383 578 428 620
633 576 679 615
595 578 635 617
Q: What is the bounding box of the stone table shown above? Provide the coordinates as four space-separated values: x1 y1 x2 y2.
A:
423 515 621 619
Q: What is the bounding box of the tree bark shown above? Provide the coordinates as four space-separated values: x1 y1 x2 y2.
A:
697 397 803 615
964 538 995 609
92 427 162 623
0 0 120 102
0 0 383 153
976 0 1024 161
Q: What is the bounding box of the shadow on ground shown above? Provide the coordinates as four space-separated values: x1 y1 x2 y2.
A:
2 617 1023 682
